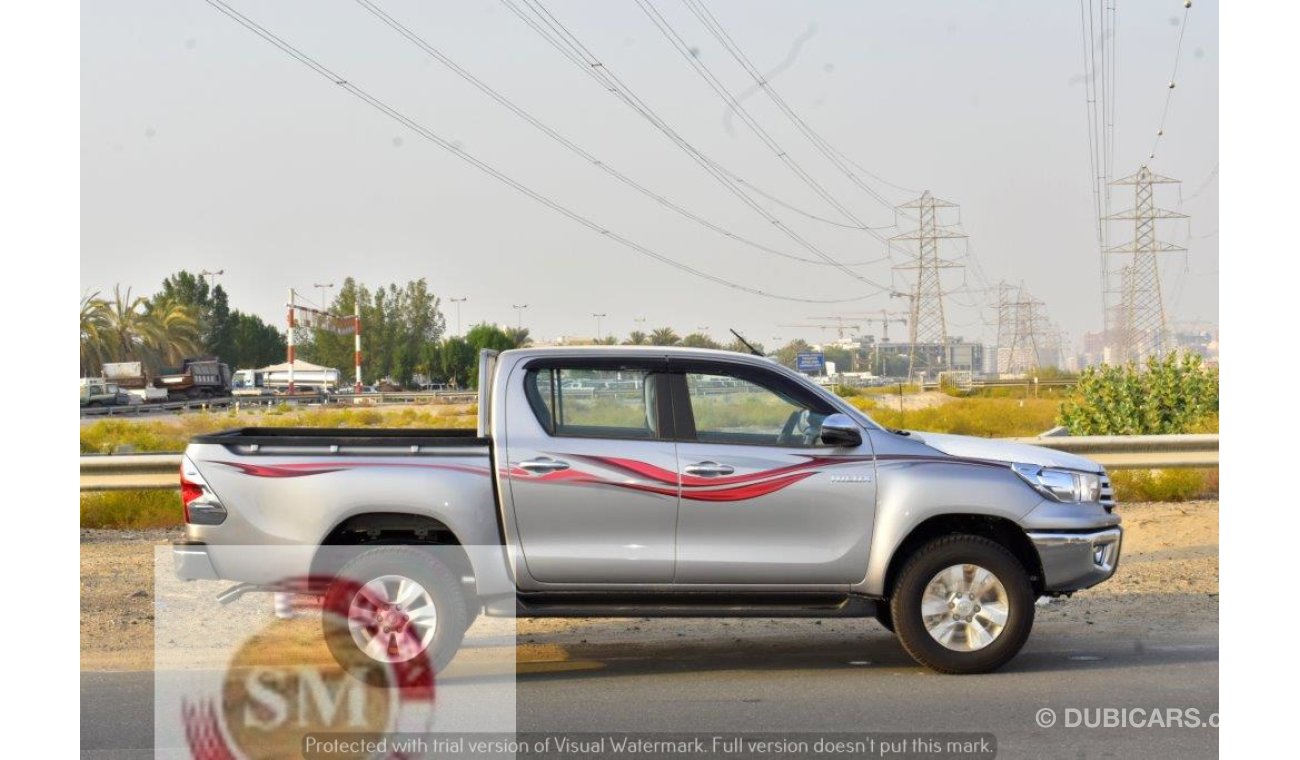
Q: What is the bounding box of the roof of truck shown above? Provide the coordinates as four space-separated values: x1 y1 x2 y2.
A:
502 345 769 359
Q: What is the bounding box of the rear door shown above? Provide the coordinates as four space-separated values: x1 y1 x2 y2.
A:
669 360 877 585
504 358 679 585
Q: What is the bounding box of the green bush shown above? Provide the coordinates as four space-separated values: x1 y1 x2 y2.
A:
1057 352 1218 435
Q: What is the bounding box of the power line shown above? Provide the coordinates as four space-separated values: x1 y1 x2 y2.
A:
499 0 899 292
1149 1 1193 163
351 0 881 268
633 0 888 237
680 0 915 211
1078 0 1105 245
497 0 880 236
200 0 882 304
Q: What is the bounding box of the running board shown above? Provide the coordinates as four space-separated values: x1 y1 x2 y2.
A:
514 592 877 619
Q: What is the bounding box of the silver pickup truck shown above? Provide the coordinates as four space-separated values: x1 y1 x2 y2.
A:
175 346 1121 674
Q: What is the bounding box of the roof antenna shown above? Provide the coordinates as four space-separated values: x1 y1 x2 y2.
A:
729 328 764 357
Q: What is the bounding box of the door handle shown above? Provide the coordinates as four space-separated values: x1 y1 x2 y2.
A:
682 461 735 477
518 457 571 474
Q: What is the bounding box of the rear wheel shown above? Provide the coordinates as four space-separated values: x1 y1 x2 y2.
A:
322 546 468 680
890 535 1034 674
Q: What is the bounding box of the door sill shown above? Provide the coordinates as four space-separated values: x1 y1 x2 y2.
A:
514 591 877 618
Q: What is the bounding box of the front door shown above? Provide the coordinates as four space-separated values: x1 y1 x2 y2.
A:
505 360 679 584
669 363 877 585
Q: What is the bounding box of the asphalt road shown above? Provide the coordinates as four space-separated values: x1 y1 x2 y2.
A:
82 627 1217 760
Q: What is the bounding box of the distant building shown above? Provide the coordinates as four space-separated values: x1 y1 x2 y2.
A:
872 340 985 378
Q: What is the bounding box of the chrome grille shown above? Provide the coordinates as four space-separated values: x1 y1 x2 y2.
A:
1099 473 1116 512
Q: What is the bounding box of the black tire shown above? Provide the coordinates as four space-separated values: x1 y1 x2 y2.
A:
889 535 1034 674
322 546 469 682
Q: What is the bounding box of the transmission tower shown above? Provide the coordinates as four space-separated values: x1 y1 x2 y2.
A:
994 282 1050 375
890 191 965 378
1104 166 1186 363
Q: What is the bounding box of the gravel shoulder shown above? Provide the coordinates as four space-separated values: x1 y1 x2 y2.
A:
79 501 1218 671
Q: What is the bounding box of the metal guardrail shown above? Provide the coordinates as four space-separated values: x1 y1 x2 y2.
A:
79 434 1218 492
79 390 479 418
1006 433 1219 470
80 453 183 491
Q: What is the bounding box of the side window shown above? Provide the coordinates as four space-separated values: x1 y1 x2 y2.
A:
526 367 661 440
685 372 828 447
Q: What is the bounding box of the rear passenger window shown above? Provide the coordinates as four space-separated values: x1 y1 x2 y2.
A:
526 368 661 440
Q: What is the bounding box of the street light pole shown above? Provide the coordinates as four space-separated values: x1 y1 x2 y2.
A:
592 313 607 341
313 282 334 311
448 297 468 336
200 269 224 293
512 304 528 330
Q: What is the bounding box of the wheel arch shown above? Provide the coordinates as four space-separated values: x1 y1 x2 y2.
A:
881 514 1045 599
310 511 475 593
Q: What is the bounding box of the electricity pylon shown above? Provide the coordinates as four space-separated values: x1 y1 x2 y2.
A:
890 191 966 377
1105 166 1186 363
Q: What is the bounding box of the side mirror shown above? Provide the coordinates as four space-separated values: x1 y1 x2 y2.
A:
820 413 863 447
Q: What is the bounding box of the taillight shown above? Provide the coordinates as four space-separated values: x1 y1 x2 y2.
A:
179 456 227 525
180 475 203 522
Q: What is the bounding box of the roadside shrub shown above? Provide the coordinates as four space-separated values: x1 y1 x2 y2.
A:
1110 469 1217 503
80 419 186 454
81 491 181 530
1057 352 1218 435
849 397 1060 437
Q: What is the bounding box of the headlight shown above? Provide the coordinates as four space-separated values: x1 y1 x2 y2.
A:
1011 463 1102 503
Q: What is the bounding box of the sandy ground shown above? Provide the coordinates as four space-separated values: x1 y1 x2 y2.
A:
80 500 1217 672
861 390 957 413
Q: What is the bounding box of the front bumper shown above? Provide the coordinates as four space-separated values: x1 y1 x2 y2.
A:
173 541 219 581
1028 527 1122 592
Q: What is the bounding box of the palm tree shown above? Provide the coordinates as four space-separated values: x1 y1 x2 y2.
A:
504 326 532 348
624 330 648 346
649 327 680 346
80 291 113 376
681 332 720 349
141 299 203 368
78 286 202 375
101 286 151 365
593 335 619 345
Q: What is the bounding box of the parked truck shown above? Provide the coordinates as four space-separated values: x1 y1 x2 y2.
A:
102 361 168 403
79 378 129 408
231 369 276 397
174 347 1121 674
153 357 232 400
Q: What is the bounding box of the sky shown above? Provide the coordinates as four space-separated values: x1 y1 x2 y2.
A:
81 0 1218 350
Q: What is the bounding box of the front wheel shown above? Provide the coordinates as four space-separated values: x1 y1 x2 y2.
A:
889 535 1034 674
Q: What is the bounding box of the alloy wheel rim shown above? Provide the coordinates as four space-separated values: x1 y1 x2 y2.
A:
920 563 1009 652
347 574 438 663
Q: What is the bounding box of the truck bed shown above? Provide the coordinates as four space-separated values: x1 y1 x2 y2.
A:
191 426 488 449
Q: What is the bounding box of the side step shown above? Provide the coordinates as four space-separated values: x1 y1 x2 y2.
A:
514 592 877 619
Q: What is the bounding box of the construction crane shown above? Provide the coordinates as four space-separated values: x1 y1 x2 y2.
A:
816 309 909 342
798 316 866 339
779 320 865 339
